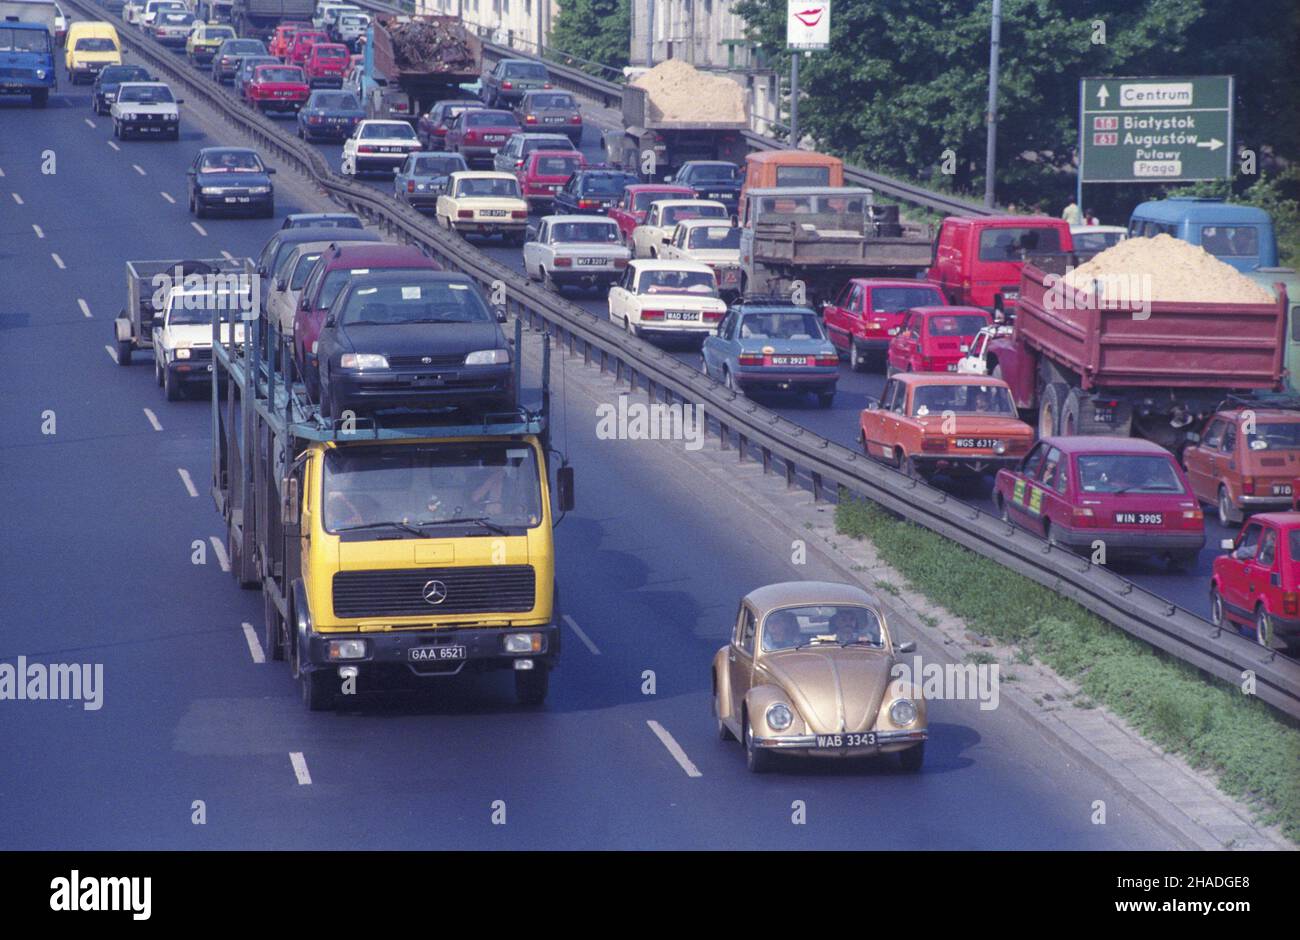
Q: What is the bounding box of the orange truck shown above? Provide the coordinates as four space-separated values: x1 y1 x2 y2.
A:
738 150 844 214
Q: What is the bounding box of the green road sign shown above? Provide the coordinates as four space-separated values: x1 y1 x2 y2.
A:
1079 75 1233 183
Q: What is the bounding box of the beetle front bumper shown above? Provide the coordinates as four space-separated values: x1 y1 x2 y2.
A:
754 728 928 757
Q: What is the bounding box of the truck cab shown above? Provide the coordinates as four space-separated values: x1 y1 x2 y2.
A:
0 2 58 107
926 215 1074 314
1128 197 1277 272
738 150 844 216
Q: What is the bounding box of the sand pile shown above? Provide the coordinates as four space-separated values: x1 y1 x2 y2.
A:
631 59 747 124
1063 234 1275 304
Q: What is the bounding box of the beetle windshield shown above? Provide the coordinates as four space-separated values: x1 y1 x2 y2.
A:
763 605 883 652
1076 455 1185 494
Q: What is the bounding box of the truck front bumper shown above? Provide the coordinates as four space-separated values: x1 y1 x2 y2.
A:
303 622 561 683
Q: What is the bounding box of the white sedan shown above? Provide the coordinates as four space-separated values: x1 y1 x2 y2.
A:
341 120 422 177
607 259 726 340
631 199 728 259
523 215 630 293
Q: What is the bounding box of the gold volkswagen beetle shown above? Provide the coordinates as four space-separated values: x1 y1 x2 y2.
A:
712 581 928 773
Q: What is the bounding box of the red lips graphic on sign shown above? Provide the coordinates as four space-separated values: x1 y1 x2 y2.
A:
794 7 823 27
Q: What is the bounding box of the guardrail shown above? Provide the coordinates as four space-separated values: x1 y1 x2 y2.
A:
74 0 1300 720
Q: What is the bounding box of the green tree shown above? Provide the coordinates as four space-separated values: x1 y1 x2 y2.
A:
548 0 630 78
731 0 1299 219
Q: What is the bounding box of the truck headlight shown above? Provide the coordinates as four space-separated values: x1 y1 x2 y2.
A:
35 69 46 79
175 348 191 359
504 633 543 653
765 702 793 731
327 639 366 660
339 353 388 370
464 349 509 365
890 698 918 727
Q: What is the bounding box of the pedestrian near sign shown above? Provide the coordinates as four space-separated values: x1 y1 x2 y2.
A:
1078 75 1233 183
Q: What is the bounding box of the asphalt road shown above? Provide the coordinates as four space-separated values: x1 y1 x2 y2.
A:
0 39 1182 849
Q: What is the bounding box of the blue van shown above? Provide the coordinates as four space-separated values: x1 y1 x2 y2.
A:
1127 197 1277 272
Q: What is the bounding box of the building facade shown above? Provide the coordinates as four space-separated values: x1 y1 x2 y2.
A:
418 0 557 56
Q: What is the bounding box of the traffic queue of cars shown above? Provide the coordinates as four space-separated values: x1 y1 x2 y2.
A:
71 5 1294 660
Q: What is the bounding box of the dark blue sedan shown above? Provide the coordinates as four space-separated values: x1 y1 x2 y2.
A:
187 147 276 219
296 89 365 142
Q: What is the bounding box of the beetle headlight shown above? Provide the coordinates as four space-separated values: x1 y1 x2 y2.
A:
765 702 793 731
464 349 509 365
339 353 388 370
890 698 918 727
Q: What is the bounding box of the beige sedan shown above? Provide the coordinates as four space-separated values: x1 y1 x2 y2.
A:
712 581 927 773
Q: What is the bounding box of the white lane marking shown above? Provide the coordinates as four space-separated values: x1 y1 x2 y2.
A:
32 224 44 239
220 250 234 261
84 118 95 129
133 164 146 176
11 192 23 205
143 407 163 431
209 536 231 572
647 720 703 778
160 191 175 204
241 622 266 664
104 344 119 364
290 752 312 785
191 222 207 236
107 140 120 151
563 614 601 655
78 298 92 318
0 167 6 176
177 467 198 498
51 253 65 269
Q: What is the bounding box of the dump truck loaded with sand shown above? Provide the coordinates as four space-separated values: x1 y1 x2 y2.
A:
604 59 749 181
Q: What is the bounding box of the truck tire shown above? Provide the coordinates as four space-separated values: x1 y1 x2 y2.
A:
301 669 336 711
514 665 549 706
1060 387 1084 436
116 339 133 366
31 88 48 108
264 590 285 661
229 525 259 590
1038 382 1069 438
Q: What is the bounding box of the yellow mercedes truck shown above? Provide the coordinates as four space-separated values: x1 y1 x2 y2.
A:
211 305 572 710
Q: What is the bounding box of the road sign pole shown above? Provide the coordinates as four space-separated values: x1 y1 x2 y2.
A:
983 0 1001 208
1076 82 1084 216
790 51 799 148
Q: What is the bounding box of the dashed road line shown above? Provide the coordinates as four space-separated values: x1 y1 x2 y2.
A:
104 344 119 364
191 222 207 236
209 536 230 572
563 614 601 655
83 118 95 129
289 752 312 785
241 622 266 664
177 467 198 498
11 192 23 205
160 191 175 204
32 224 43 239
220 250 234 261
78 298 92 318
647 720 703 778
107 140 120 151
142 407 163 431
51 253 65 269
132 164 146 176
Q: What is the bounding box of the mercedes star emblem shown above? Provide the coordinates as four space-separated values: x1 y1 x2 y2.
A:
422 580 448 605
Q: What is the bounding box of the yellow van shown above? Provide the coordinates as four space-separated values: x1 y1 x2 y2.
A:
65 22 122 84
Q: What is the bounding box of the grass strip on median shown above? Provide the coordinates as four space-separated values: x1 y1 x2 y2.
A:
835 494 1300 844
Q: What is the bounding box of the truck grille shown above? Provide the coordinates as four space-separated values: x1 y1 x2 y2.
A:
0 68 34 79
332 565 535 618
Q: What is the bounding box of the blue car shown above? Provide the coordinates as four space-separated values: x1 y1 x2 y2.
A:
394 151 469 211
669 160 743 213
701 301 839 407
554 167 640 215
296 89 365 142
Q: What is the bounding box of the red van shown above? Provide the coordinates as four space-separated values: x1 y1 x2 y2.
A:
517 149 585 211
823 278 947 371
288 29 329 68
292 243 441 397
927 215 1074 314
1211 512 1300 650
304 42 350 88
885 306 990 375
994 436 1205 568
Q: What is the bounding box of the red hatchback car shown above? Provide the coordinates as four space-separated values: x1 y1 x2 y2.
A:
823 278 948 372
518 150 585 211
288 29 329 67
292 244 441 396
607 183 696 243
305 42 350 88
994 436 1205 568
445 108 521 164
886 306 991 376
247 64 310 113
1211 512 1300 650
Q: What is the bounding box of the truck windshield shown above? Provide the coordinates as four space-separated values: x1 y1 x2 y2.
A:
340 279 493 324
911 384 1015 417
871 287 944 312
1246 422 1300 450
322 442 543 534
551 222 618 242
687 226 740 249
978 227 1062 261
755 195 864 215
1076 455 1185 494
1199 224 1259 258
